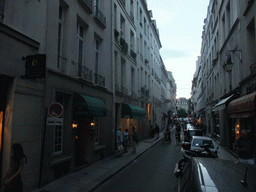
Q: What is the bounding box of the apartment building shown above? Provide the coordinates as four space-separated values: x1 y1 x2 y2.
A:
1 0 113 190
191 0 256 149
0 0 176 190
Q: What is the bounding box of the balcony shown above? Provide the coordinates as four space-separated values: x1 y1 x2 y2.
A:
78 0 93 14
130 12 134 24
95 73 105 87
120 38 128 54
94 7 106 29
77 64 92 82
140 53 143 61
121 86 128 95
120 0 125 7
115 83 120 92
130 49 137 60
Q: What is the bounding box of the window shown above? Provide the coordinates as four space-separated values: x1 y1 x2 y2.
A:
94 117 100 144
53 92 65 155
120 15 125 38
77 23 85 76
53 125 63 155
95 38 100 74
121 58 126 88
57 5 64 69
131 67 135 93
130 30 134 51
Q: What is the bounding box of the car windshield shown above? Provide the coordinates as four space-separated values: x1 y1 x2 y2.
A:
192 139 214 149
189 130 203 137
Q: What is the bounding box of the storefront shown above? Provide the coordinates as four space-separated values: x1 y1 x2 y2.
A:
227 92 256 149
120 103 146 139
73 93 108 167
212 94 235 146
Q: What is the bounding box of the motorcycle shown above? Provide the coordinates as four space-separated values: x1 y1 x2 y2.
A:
177 142 219 171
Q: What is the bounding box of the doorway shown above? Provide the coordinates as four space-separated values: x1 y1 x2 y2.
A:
74 117 92 168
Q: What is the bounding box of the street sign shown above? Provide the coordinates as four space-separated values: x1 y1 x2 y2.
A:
48 102 63 117
47 117 63 125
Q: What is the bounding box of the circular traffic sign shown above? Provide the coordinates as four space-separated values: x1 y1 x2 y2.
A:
48 102 63 117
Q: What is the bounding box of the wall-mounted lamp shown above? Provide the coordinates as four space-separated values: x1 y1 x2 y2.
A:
91 122 95 127
72 121 78 129
223 50 242 73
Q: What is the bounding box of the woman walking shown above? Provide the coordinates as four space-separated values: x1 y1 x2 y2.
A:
2 143 27 192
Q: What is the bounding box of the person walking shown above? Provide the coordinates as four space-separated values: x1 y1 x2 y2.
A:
123 129 129 153
235 130 256 165
116 127 123 152
1 143 27 192
132 127 138 154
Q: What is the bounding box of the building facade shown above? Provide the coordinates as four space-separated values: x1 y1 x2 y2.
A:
0 0 176 191
191 0 256 150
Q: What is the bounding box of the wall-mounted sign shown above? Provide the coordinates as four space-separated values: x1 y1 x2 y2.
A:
48 102 63 117
24 54 46 78
47 117 63 125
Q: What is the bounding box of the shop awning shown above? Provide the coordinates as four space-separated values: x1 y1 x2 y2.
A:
227 92 256 118
121 103 146 118
73 93 107 117
212 94 235 111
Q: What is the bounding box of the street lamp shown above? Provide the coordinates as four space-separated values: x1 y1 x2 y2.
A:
223 50 242 72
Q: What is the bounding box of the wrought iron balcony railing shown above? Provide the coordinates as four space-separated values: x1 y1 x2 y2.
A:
94 7 106 28
77 63 92 82
95 73 105 87
78 0 93 14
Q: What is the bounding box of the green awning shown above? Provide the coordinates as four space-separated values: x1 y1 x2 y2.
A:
121 103 146 118
73 93 107 117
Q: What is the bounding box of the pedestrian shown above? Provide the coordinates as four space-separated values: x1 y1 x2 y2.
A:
132 127 138 154
1 143 27 192
116 127 123 152
235 130 256 165
123 129 129 153
154 124 160 139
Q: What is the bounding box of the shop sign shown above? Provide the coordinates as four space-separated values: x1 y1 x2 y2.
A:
24 54 46 78
47 117 63 125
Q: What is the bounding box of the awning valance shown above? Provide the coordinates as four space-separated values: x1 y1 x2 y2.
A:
227 92 256 117
73 93 107 117
212 94 235 111
121 103 146 118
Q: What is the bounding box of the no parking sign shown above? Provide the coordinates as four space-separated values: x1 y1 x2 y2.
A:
48 102 63 117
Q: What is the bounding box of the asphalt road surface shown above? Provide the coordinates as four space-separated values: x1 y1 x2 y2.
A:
94 132 183 192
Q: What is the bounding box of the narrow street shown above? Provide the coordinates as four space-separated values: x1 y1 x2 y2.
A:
94 132 182 192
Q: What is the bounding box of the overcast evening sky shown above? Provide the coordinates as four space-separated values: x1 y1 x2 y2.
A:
147 0 210 99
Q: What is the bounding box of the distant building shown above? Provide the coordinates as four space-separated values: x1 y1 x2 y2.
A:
176 98 189 113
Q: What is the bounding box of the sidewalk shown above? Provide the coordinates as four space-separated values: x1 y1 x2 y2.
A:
30 131 238 192
30 133 164 192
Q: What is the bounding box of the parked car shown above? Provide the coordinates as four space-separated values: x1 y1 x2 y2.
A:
190 136 217 152
174 157 256 191
183 129 203 142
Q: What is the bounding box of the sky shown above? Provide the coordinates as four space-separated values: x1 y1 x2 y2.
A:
147 0 210 99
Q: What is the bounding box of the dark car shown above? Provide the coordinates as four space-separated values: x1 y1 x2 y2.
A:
183 129 203 142
174 157 256 192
